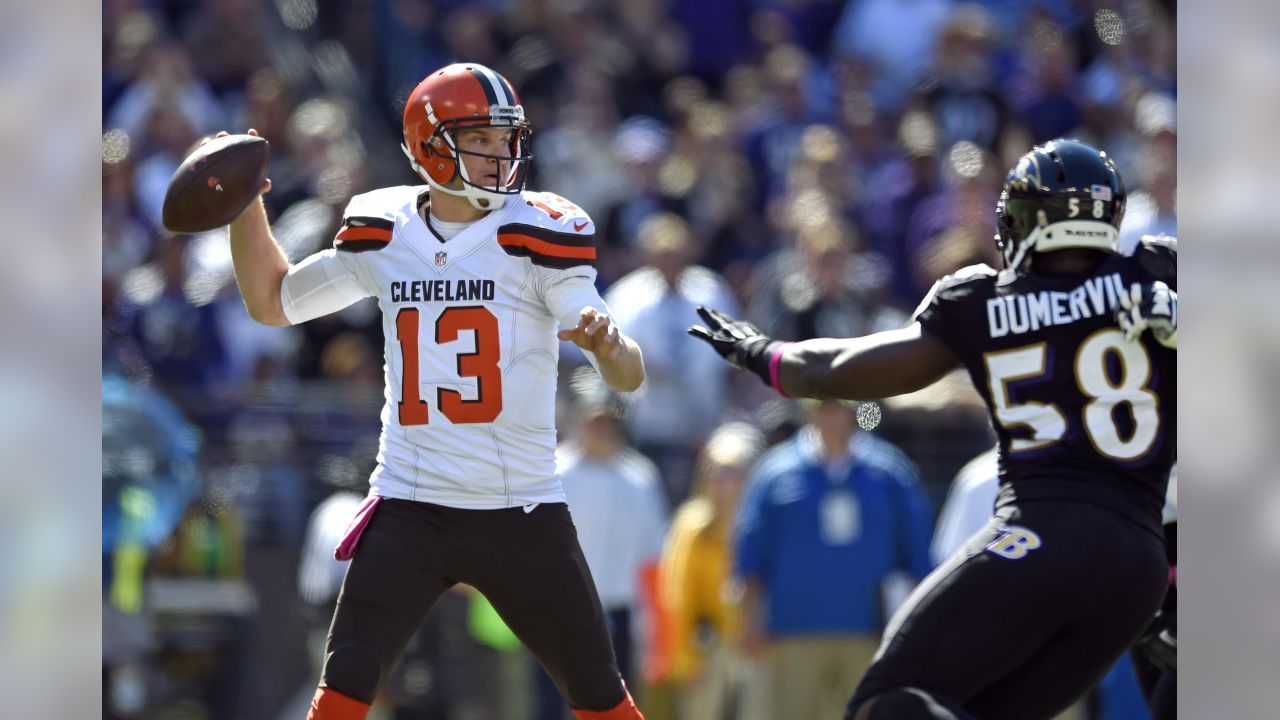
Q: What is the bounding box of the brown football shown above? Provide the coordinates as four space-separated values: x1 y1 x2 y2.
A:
162 134 270 233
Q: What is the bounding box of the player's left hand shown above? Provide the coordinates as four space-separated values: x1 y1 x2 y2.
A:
688 306 781 386
559 307 624 359
1116 281 1177 348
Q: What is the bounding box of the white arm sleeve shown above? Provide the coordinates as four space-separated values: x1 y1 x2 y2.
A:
540 269 615 370
280 249 375 325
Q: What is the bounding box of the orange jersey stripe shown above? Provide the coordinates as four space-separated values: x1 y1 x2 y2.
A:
336 226 393 242
498 233 597 259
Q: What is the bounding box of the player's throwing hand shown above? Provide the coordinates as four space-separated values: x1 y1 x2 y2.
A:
559 307 624 359
200 128 273 197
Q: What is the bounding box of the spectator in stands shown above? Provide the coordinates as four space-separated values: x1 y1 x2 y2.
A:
902 139 1001 299
744 45 833 203
659 422 764 720
831 0 954 113
595 116 683 284
734 399 934 720
911 4 1009 151
750 217 903 343
666 101 763 278
1004 10 1083 143
117 234 229 414
605 213 738 505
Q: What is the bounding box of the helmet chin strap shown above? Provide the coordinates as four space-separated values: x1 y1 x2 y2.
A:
401 142 428 180
1005 224 1042 273
400 142 508 211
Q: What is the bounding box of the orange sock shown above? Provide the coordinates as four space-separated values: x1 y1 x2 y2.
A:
573 687 645 720
307 686 371 720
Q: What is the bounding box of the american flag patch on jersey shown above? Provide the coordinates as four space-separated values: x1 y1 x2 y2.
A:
1090 185 1113 201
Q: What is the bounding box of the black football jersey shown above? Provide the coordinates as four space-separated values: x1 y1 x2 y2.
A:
915 239 1176 530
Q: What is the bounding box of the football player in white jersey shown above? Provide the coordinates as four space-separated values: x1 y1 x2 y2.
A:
215 63 646 720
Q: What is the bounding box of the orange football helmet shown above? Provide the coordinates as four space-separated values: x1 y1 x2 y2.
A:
402 63 532 210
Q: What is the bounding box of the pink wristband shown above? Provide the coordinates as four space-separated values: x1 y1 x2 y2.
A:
769 342 794 397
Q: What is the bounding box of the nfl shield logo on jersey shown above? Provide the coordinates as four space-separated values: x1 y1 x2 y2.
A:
435 251 447 267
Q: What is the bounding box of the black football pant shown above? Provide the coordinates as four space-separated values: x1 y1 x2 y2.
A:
320 499 625 711
847 499 1168 720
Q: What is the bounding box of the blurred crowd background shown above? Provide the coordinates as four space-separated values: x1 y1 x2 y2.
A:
100 0 1176 718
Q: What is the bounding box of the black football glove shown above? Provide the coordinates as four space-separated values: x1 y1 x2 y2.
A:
1135 610 1176 671
1116 281 1177 349
688 306 782 388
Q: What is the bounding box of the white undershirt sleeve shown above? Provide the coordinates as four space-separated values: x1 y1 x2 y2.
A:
280 249 375 325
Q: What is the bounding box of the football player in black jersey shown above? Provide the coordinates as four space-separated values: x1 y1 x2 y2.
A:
690 139 1176 720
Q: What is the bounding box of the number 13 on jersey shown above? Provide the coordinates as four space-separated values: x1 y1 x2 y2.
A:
396 306 503 425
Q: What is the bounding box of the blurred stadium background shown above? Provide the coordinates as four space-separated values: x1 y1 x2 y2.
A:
101 1 1176 718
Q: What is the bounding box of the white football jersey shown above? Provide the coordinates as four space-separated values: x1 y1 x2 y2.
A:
279 186 612 508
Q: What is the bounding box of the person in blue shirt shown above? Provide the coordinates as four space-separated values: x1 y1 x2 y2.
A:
734 399 933 720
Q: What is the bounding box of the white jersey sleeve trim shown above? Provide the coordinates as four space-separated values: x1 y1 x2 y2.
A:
280 249 374 325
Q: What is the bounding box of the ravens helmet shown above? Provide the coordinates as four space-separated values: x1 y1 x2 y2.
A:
995 139 1127 270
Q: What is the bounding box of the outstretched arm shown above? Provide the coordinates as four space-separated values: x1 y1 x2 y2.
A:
689 307 960 401
777 324 961 400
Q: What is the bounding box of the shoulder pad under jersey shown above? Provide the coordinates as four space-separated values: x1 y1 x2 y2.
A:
1134 234 1177 287
937 263 999 292
333 186 420 253
913 263 998 317
497 191 597 269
